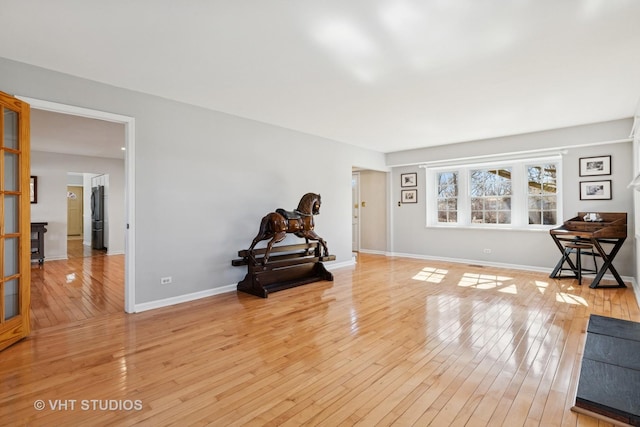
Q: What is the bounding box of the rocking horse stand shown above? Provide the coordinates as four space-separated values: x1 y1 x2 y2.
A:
232 242 335 298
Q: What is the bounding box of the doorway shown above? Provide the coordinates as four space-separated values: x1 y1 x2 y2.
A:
67 174 110 259
67 185 83 239
21 96 136 314
351 169 390 255
352 172 360 253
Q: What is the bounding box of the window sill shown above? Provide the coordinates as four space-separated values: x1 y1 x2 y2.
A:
425 224 557 232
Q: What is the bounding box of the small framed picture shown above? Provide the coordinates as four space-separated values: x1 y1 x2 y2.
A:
580 180 612 200
401 189 418 203
400 172 417 187
579 155 611 176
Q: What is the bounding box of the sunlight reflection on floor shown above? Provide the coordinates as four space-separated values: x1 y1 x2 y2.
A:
411 265 591 305
412 267 448 283
457 273 513 291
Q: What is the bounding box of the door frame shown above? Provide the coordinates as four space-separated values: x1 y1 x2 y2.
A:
19 96 136 313
352 171 360 252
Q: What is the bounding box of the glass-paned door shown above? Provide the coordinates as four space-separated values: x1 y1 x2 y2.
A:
0 91 30 351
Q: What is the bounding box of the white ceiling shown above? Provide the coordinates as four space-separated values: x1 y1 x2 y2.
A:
2 1 640 153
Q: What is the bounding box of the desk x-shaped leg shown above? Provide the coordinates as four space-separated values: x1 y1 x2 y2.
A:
549 236 580 278
589 237 626 288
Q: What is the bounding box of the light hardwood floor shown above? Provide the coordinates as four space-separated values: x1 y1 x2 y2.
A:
2 253 639 426
30 240 122 330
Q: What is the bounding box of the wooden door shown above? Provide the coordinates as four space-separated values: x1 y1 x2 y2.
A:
67 185 83 237
0 91 31 351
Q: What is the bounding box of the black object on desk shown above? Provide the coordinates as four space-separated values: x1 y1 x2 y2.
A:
549 212 627 288
572 315 640 426
31 222 48 264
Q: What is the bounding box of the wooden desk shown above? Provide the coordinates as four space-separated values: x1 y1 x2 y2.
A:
31 222 48 264
549 212 627 288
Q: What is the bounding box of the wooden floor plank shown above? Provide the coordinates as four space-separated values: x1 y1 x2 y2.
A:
1 253 638 426
29 240 123 331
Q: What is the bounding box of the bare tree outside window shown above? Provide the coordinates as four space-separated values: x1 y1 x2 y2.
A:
470 168 512 224
427 158 560 228
527 164 557 224
437 172 458 222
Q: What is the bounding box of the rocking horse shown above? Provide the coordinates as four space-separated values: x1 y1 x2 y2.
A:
248 192 329 264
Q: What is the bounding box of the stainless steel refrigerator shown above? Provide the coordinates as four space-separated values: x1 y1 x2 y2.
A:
91 185 106 250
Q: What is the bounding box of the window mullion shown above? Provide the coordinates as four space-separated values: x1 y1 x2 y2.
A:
512 163 524 227
459 169 469 226
426 169 435 226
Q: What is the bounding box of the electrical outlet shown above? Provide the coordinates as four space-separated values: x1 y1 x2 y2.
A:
160 276 172 285
483 248 492 254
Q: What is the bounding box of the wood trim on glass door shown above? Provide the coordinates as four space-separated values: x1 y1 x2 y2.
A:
0 91 31 351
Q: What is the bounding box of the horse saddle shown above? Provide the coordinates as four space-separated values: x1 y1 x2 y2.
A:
276 208 302 220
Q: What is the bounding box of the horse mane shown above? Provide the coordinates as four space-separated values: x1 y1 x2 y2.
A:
297 192 320 213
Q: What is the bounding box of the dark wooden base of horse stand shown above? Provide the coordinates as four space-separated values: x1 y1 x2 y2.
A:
232 242 336 298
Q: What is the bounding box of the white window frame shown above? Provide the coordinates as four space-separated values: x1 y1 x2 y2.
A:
426 155 562 230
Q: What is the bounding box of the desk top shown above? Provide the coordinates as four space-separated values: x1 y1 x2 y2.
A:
550 212 627 239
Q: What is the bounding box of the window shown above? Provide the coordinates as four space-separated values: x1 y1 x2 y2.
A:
527 164 557 225
437 172 458 223
426 156 561 229
470 167 512 224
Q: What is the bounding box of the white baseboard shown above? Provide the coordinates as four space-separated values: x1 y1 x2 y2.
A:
389 251 550 273
389 251 634 284
358 249 390 256
134 284 236 313
134 253 638 314
326 258 356 270
134 257 356 312
33 255 67 262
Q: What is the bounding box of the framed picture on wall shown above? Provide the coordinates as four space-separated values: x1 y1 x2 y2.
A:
401 172 417 187
30 176 37 204
579 180 612 200
401 189 417 203
579 155 611 176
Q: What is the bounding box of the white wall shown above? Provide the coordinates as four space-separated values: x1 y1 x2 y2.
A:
387 120 635 276
67 173 83 185
0 57 386 306
12 55 631 308
30 151 125 260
